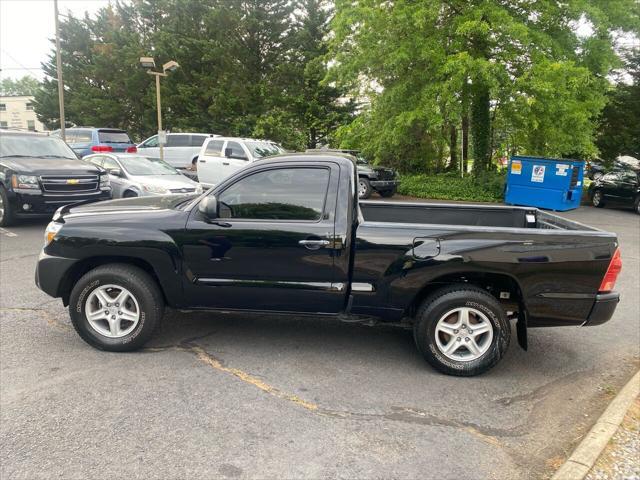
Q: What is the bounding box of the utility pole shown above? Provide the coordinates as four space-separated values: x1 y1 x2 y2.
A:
54 0 66 141
151 72 165 161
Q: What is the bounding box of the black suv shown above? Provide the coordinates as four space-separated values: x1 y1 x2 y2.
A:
589 166 640 214
0 130 112 226
306 148 399 199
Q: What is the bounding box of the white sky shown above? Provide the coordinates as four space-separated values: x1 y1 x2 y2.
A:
0 0 111 81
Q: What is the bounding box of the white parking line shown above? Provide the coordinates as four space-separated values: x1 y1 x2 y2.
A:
0 227 18 237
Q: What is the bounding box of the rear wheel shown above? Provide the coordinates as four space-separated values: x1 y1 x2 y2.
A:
591 189 605 208
413 285 511 376
0 185 15 227
358 177 372 199
69 264 164 351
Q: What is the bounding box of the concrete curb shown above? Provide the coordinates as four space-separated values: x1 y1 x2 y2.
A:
551 369 640 480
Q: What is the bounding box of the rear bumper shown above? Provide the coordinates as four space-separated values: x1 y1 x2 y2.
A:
370 180 399 190
583 292 620 326
35 251 78 299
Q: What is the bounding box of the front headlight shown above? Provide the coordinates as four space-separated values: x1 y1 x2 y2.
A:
99 174 110 188
44 221 62 246
11 174 40 190
141 184 168 194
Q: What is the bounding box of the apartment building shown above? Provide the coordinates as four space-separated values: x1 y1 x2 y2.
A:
0 95 46 132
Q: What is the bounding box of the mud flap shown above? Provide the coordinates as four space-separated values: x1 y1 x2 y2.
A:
517 310 528 351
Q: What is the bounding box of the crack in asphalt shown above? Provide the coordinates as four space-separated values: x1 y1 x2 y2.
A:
0 306 71 331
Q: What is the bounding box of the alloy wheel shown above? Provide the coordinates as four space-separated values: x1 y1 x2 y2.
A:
434 307 494 362
592 191 602 206
358 180 367 198
85 284 140 338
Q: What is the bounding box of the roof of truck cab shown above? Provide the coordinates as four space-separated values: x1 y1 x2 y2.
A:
257 152 357 166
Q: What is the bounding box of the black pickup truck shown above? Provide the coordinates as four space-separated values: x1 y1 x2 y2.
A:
35 154 622 376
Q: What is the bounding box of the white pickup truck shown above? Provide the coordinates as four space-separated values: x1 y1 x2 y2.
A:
195 136 285 187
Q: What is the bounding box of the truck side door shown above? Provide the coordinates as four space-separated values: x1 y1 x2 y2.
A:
180 162 344 313
197 138 226 186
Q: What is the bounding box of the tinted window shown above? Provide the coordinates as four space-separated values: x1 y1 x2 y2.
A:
167 134 190 147
205 139 224 156
225 141 247 160
218 168 330 221
98 130 132 143
190 135 208 147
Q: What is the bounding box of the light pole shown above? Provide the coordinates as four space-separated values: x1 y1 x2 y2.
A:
54 0 66 141
139 57 180 161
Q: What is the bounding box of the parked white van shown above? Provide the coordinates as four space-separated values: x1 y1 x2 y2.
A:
137 132 218 169
196 137 285 187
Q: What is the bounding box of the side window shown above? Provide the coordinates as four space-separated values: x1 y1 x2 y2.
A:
205 139 224 156
143 136 159 148
225 141 247 160
190 135 207 147
167 135 190 147
217 167 330 221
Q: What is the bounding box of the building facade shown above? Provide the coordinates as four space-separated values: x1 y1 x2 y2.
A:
0 95 46 132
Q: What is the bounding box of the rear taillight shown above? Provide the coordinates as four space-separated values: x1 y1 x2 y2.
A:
126 146 137 153
599 248 622 293
91 145 113 152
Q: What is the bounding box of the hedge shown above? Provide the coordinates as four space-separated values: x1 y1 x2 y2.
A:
397 171 506 202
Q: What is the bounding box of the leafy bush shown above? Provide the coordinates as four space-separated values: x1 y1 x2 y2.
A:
397 171 506 202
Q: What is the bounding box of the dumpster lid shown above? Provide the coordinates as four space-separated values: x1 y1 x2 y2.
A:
510 155 585 164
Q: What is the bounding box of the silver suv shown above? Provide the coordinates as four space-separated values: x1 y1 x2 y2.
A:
137 133 217 169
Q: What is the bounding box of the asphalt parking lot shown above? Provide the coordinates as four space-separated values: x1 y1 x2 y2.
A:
1 204 638 479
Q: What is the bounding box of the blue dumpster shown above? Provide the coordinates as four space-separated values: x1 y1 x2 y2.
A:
504 155 585 211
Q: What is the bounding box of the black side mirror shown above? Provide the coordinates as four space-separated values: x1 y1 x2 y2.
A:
198 195 218 219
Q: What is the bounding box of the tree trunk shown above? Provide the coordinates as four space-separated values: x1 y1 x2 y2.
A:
471 81 490 174
449 124 458 171
462 113 469 173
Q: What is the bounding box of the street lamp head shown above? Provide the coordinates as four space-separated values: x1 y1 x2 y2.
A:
139 56 156 69
162 60 180 73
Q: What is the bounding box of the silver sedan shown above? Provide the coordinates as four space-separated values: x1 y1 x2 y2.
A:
83 153 203 198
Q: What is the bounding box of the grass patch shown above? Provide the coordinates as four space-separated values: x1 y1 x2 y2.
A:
398 171 505 202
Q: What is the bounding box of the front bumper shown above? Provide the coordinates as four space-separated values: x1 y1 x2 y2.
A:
370 180 399 190
583 292 620 326
35 251 78 299
8 188 111 218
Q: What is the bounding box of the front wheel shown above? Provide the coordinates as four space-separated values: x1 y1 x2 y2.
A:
358 178 372 199
69 264 164 351
591 189 605 208
0 185 15 227
634 195 640 215
413 285 511 376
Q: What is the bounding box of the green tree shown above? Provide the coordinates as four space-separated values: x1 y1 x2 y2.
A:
0 76 40 96
596 48 640 160
328 0 639 173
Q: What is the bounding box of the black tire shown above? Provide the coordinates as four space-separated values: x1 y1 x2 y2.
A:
634 195 640 215
378 188 396 198
69 264 164 351
123 190 138 198
0 185 15 227
591 189 605 208
413 285 511 376
358 177 372 199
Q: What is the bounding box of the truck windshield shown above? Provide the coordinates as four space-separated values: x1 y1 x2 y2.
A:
119 156 178 175
0 134 77 159
245 141 284 158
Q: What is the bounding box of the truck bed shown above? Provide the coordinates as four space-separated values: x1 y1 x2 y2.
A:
359 201 599 231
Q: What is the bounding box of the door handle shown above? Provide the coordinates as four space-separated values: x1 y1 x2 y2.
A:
299 239 330 250
223 162 230 166
199 160 206 163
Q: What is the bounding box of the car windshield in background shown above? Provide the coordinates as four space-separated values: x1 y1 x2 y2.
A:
245 141 284 158
119 156 178 175
98 131 132 143
0 134 77 159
